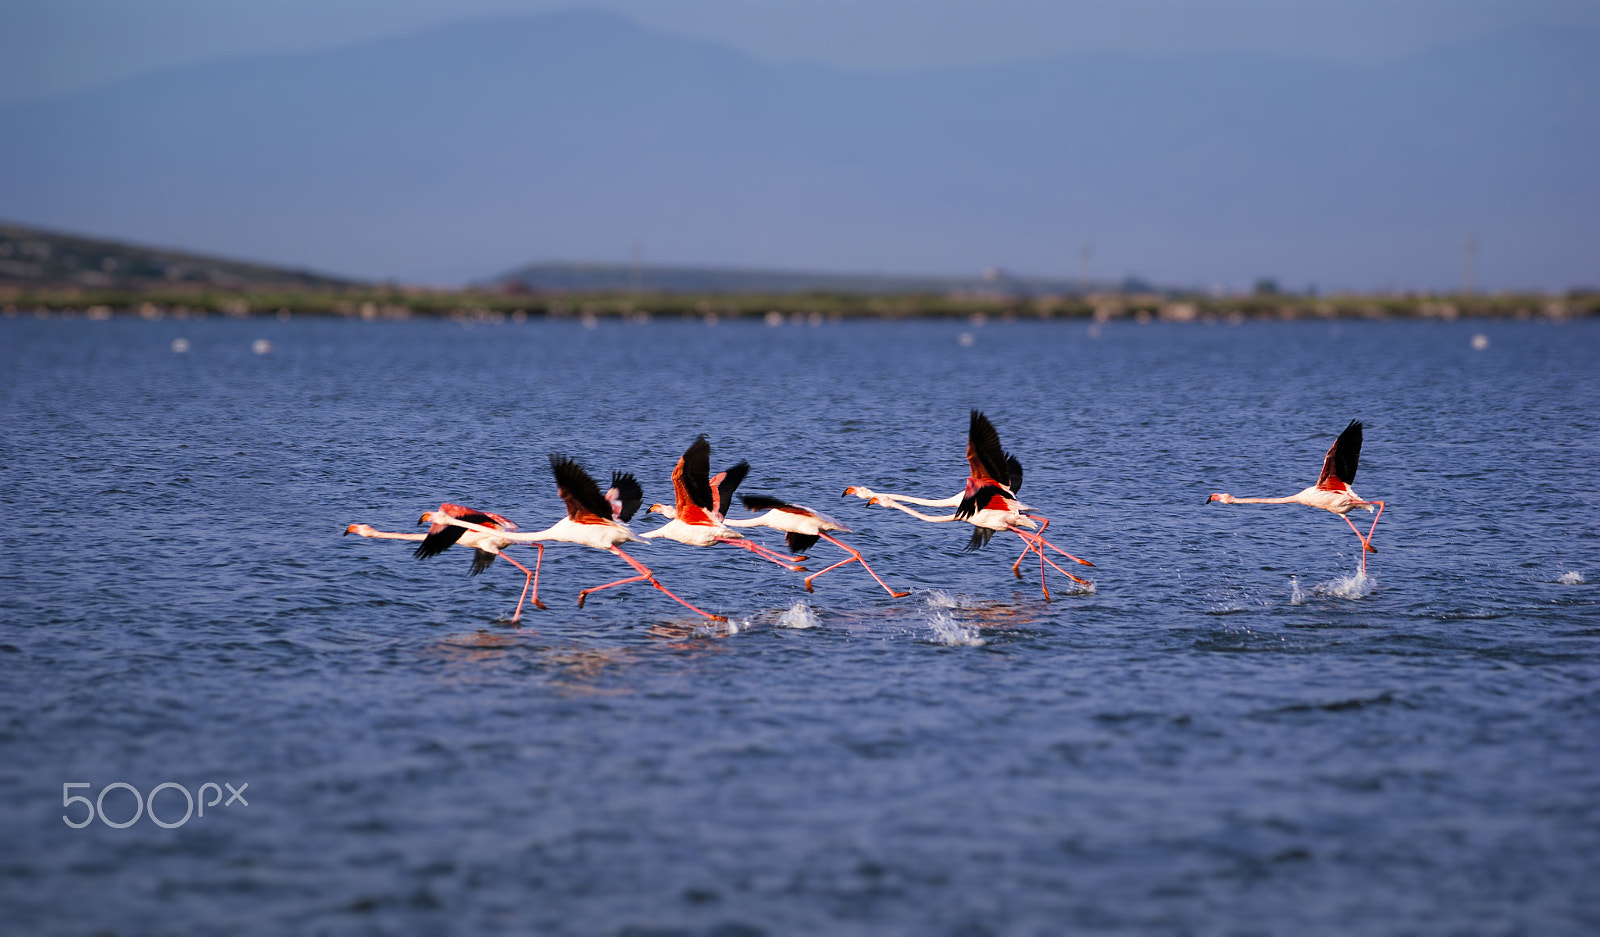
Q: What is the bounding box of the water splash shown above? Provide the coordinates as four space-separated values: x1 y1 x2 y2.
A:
775 602 820 629
926 609 986 647
923 590 961 610
1312 572 1375 599
1288 576 1307 606
1557 571 1586 585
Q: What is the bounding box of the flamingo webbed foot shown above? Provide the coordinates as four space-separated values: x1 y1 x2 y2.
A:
891 591 911 599
533 599 548 610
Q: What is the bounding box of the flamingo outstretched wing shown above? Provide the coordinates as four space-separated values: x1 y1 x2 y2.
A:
741 494 803 514
550 455 618 524
711 460 750 521
608 471 643 522
672 436 718 525
415 503 515 559
967 410 1014 489
956 483 1013 523
1317 420 1363 491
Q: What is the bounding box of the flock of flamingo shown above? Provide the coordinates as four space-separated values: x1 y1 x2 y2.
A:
345 411 1386 624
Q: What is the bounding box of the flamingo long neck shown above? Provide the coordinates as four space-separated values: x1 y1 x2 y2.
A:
872 490 964 508
721 515 767 528
357 528 425 541
874 497 958 523
1221 494 1303 505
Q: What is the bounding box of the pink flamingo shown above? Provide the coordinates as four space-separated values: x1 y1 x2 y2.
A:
641 436 807 570
343 503 543 622
1208 419 1386 575
440 455 725 621
724 494 910 597
843 410 1093 599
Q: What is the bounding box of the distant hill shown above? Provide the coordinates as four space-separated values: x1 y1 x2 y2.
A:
0 221 354 290
1 11 1595 291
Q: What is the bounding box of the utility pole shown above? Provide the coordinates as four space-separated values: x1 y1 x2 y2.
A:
1462 233 1477 296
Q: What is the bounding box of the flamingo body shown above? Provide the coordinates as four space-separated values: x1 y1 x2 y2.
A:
438 455 725 620
843 410 1093 598
639 436 803 570
343 502 545 621
727 494 909 597
1207 419 1386 574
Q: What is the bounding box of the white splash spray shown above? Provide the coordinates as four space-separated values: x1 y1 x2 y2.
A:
775 602 820 629
1313 571 1375 599
925 608 986 647
1557 571 1586 585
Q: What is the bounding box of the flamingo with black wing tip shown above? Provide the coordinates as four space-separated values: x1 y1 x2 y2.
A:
438 454 725 621
344 503 543 623
843 410 1094 599
1207 419 1386 575
724 494 910 597
640 436 808 570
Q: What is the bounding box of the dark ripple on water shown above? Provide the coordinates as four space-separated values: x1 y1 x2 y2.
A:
3 317 1598 934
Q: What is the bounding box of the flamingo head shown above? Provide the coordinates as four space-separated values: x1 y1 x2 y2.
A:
417 511 437 526
842 486 874 500
1206 493 1233 504
647 503 677 520
344 523 374 537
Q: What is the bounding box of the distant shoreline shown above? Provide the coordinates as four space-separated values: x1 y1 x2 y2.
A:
1 287 1594 323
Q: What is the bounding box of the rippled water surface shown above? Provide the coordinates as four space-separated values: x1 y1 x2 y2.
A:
3 316 1598 935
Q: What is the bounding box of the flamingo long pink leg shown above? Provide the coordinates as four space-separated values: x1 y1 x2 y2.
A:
1010 529 1093 586
1009 530 1053 599
1011 529 1050 599
1012 515 1052 577
576 547 725 621
717 538 807 571
495 549 543 622
1341 500 1384 575
1026 528 1096 568
743 541 808 564
807 533 911 598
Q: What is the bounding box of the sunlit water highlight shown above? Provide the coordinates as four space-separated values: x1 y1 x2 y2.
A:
2 317 1598 934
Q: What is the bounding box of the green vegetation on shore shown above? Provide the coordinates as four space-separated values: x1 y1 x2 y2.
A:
3 220 1593 322
2 283 1595 323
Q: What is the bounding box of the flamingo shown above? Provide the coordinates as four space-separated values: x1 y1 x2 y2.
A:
723 494 910 597
343 503 543 623
640 436 807 570
439 454 725 621
843 410 1094 599
1207 419 1385 575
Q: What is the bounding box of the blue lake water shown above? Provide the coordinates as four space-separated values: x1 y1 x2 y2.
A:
2 315 1597 934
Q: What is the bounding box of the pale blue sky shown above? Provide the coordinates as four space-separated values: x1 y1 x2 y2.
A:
4 0 1597 105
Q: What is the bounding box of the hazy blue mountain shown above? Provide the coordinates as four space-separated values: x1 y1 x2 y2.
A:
0 221 353 290
1 10 1594 290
